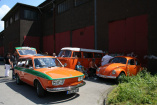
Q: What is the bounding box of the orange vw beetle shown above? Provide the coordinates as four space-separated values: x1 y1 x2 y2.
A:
96 56 143 82
14 47 85 97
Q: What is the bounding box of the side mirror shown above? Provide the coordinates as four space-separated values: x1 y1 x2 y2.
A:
64 63 67 67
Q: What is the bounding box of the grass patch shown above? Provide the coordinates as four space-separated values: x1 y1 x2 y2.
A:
107 69 157 105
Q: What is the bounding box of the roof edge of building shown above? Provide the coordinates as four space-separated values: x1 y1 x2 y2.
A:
1 2 37 21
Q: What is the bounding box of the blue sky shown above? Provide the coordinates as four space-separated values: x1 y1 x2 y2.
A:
0 0 45 32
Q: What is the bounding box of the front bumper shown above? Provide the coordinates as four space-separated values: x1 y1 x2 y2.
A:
97 74 116 79
46 81 86 92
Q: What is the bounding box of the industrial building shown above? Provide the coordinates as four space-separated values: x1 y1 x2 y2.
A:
1 0 157 72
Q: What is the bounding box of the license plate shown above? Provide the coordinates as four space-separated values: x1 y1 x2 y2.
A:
67 88 79 94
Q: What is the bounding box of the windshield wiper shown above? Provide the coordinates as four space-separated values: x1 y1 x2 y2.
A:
48 66 55 68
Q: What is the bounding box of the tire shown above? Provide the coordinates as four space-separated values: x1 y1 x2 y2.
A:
36 81 45 97
116 72 125 83
16 74 22 85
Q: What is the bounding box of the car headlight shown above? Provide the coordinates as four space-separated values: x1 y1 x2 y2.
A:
52 79 65 86
97 68 100 72
78 76 84 81
112 70 116 74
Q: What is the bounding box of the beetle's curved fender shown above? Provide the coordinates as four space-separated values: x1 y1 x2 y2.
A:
114 68 127 77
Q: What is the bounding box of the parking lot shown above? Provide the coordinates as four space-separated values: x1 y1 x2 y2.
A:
0 61 114 105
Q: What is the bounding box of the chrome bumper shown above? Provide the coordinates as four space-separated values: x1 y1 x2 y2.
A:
97 74 116 79
46 81 86 92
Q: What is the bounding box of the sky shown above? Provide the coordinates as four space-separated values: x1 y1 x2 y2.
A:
0 0 45 32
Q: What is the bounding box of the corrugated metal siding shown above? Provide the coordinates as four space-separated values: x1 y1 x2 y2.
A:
55 31 70 54
43 35 54 55
72 25 94 49
23 36 40 51
109 14 148 66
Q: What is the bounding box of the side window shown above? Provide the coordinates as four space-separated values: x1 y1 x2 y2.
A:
83 52 93 58
128 59 135 65
25 59 33 68
17 59 26 67
135 60 140 65
94 53 102 58
73 52 81 58
58 50 72 57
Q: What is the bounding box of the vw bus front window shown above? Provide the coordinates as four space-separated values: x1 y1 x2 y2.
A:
58 50 72 57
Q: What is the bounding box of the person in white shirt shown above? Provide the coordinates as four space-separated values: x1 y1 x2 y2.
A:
101 52 113 66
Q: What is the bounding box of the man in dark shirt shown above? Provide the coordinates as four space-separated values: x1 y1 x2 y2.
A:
11 52 19 79
89 58 97 77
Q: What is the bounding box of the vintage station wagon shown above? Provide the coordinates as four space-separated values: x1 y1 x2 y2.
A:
96 56 143 82
57 47 103 69
14 47 85 97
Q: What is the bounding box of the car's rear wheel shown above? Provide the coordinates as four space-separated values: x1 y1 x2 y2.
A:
16 74 22 85
116 72 125 83
36 81 45 97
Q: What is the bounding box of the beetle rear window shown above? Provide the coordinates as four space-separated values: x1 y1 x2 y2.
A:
111 57 127 64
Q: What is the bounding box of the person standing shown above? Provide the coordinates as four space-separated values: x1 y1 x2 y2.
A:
52 53 57 57
101 52 113 66
11 51 19 79
4 53 13 77
89 58 97 77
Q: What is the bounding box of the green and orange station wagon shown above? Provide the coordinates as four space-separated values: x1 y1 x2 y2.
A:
14 47 85 97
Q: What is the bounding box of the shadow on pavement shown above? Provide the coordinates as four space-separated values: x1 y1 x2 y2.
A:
5 81 80 104
0 77 14 83
84 77 116 85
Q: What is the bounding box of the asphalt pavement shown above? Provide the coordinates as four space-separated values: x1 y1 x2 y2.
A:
0 61 114 105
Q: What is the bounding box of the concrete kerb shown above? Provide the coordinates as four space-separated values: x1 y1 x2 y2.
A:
99 86 116 105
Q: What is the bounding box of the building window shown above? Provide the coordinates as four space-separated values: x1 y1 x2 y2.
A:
74 0 89 6
5 21 8 28
45 8 53 18
58 0 70 14
24 10 38 20
15 12 19 21
10 17 13 24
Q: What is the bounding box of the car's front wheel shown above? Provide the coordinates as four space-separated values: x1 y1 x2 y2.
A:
16 74 22 85
36 81 45 97
116 72 125 83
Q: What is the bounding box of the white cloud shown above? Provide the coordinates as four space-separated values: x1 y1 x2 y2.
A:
0 5 10 32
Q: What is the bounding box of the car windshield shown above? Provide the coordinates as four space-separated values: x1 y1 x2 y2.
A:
18 49 36 55
58 50 72 57
34 58 63 68
110 57 127 64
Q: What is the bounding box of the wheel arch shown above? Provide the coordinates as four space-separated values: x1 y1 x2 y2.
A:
33 78 45 90
116 69 126 77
